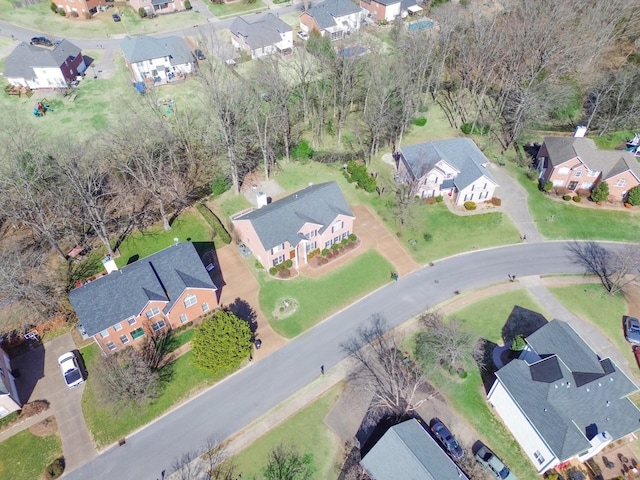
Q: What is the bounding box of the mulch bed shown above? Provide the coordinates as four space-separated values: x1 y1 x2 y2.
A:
308 241 360 268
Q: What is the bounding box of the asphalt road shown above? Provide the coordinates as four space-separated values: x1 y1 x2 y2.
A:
65 240 605 480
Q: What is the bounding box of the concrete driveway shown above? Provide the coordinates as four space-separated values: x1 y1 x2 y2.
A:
12 333 96 471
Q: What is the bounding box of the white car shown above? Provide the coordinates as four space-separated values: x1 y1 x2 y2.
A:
58 352 84 388
297 31 309 40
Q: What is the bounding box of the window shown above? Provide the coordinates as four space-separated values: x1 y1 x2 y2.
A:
151 320 166 332
202 303 209 313
306 241 317 252
271 244 284 254
184 294 197 308
272 254 285 266
100 329 109 339
574 170 582 177
581 182 593 189
120 335 129 345
127 317 136 326
483 183 487 189
180 314 188 323
533 451 545 465
616 178 627 187
342 232 348 239
114 324 123 332
588 170 598 178
332 221 343 233
334 236 340 244
146 307 161 319
325 240 331 248
106 341 116 351
558 167 570 175
131 327 145 340
304 230 316 239
568 181 578 190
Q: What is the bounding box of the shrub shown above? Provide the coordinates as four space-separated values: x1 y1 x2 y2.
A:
491 197 502 206
340 238 349 246
543 181 553 192
345 160 377 193
45 457 65 479
211 175 231 196
184 0 191 8
410 117 427 127
292 140 314 160
525 168 538 181
348 233 357 242
254 260 264 270
563 195 572 201
627 185 640 205
321 248 330 256
50 2 57 12
57 7 65 15
331 243 340 251
138 7 147 17
458 369 468 379
308 248 320 259
510 334 526 352
284 259 293 268
463 201 476 210
460 122 489 135
573 195 582 202
192 310 252 372
423 232 433 242
436 195 443 203
195 203 231 244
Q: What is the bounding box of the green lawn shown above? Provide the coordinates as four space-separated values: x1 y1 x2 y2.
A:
0 428 62 480
81 343 230 448
591 130 636 150
513 166 640 241
261 250 393 337
207 0 267 18
231 384 342 480
548 283 632 365
114 208 215 267
414 290 548 480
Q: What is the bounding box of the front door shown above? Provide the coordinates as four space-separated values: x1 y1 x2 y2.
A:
568 181 578 191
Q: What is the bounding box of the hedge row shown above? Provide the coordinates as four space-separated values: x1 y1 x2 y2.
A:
195 203 231 244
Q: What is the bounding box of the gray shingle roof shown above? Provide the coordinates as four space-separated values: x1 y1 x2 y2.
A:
233 182 353 251
494 320 640 462
360 419 469 480
230 13 291 50
4 40 82 80
120 36 192 66
69 242 216 337
400 138 498 190
305 0 360 30
543 136 640 181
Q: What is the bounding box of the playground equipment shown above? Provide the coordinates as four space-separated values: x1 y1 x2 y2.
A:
33 100 53 117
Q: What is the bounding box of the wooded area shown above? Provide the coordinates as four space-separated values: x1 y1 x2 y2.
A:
0 0 638 334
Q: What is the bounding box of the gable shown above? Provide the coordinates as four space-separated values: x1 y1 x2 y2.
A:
4 41 82 80
121 36 192 65
305 0 360 29
230 13 291 50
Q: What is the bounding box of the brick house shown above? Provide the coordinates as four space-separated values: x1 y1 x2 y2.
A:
536 136 640 202
0 343 21 419
230 13 293 59
300 0 362 40
488 319 640 473
69 242 218 354
130 0 187 17
3 40 86 90
397 138 499 205
232 182 355 270
52 0 100 17
359 0 419 22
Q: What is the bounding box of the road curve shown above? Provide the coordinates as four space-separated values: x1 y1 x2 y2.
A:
64 240 604 480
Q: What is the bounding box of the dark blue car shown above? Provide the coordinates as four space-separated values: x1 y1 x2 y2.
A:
430 417 464 460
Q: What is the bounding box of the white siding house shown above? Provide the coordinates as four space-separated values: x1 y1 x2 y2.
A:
230 13 293 59
121 36 193 86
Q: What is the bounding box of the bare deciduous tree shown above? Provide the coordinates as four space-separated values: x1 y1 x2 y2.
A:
263 444 315 480
341 314 427 423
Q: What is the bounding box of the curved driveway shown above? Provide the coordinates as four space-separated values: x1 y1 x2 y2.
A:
65 240 611 480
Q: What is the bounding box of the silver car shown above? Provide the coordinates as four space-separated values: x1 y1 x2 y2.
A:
58 352 84 388
625 316 640 344
476 445 517 480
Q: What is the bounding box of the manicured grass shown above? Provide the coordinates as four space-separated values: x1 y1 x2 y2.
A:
548 283 632 365
81 343 230 447
0 428 62 480
411 290 548 480
231 384 342 480
513 165 640 241
165 327 195 353
207 0 267 18
591 130 636 150
114 208 215 267
261 250 393 337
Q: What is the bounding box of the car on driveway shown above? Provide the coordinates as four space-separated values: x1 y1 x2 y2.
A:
194 49 206 60
296 31 309 40
476 445 517 479
30 37 53 47
430 418 464 460
112 13 121 22
624 316 640 344
58 352 84 388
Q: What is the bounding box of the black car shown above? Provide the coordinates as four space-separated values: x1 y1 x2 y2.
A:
194 49 206 61
430 418 464 460
112 13 121 22
30 37 53 47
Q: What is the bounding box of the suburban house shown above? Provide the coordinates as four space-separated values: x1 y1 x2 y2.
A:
69 242 218 354
397 138 499 205
120 36 193 87
232 182 355 270
359 0 421 22
360 418 470 480
488 319 640 473
129 0 187 16
230 13 293 59
3 40 86 90
536 136 640 202
52 0 99 17
300 0 362 40
0 344 21 419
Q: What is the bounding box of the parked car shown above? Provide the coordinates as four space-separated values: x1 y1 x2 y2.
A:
624 316 640 344
476 445 517 480
30 37 53 47
112 13 121 22
296 31 309 40
430 418 464 460
58 352 84 388
194 49 206 60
